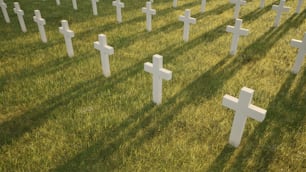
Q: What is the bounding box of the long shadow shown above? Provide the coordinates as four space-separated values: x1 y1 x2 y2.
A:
112 2 233 50
0 0 281 147
207 9 306 172
49 2 294 170
229 69 305 171
0 39 180 147
76 1 200 39
51 51 235 171
114 0 275 62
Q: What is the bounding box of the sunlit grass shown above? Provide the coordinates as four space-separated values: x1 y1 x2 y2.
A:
0 0 305 171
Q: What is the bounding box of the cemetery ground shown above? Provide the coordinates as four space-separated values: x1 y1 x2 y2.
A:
0 0 305 171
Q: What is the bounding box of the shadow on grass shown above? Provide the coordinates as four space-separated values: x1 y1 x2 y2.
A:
207 9 306 171
228 70 305 171
0 0 283 149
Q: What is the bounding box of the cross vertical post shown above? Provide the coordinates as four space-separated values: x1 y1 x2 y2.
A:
0 0 10 23
230 0 246 19
291 33 306 74
296 0 303 14
72 0 78 10
92 0 99 16
201 0 206 13
259 0 265 9
173 0 178 8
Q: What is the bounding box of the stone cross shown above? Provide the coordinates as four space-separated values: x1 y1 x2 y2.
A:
230 0 246 19
291 33 306 74
272 0 290 27
13 2 27 32
223 87 267 147
94 34 114 77
226 19 249 55
179 9 196 42
33 10 47 43
59 20 75 57
72 0 78 10
56 0 60 5
91 0 99 16
259 0 265 9
0 0 10 23
112 0 124 23
201 0 206 13
142 1 156 32
173 0 178 8
296 0 303 14
144 54 172 105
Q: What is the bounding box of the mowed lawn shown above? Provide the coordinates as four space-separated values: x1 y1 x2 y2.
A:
0 0 305 171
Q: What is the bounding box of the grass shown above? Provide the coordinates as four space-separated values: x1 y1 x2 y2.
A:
0 0 305 171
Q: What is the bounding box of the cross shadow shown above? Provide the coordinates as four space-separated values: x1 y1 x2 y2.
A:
229 68 305 170
0 0 279 150
206 9 306 172
75 0 199 40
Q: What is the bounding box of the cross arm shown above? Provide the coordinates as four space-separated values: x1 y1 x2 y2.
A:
144 62 153 74
14 8 24 15
240 28 249 36
34 17 46 25
222 95 238 110
103 46 114 55
59 28 75 37
272 5 279 11
290 39 303 49
226 26 234 32
159 68 172 80
0 2 7 8
190 18 196 24
247 104 267 122
178 16 185 22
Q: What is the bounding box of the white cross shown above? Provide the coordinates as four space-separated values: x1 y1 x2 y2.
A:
173 0 178 8
259 0 265 9
179 9 196 42
296 0 303 14
56 0 60 6
91 0 99 16
112 0 124 23
229 0 246 19
272 0 290 27
33 10 47 43
59 20 75 57
290 33 306 74
72 0 78 10
201 0 206 13
94 34 114 77
0 0 10 23
223 87 267 147
226 19 249 55
13 2 27 32
142 1 156 32
144 54 172 105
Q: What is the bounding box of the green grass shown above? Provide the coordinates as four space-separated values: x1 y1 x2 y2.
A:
0 0 305 171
